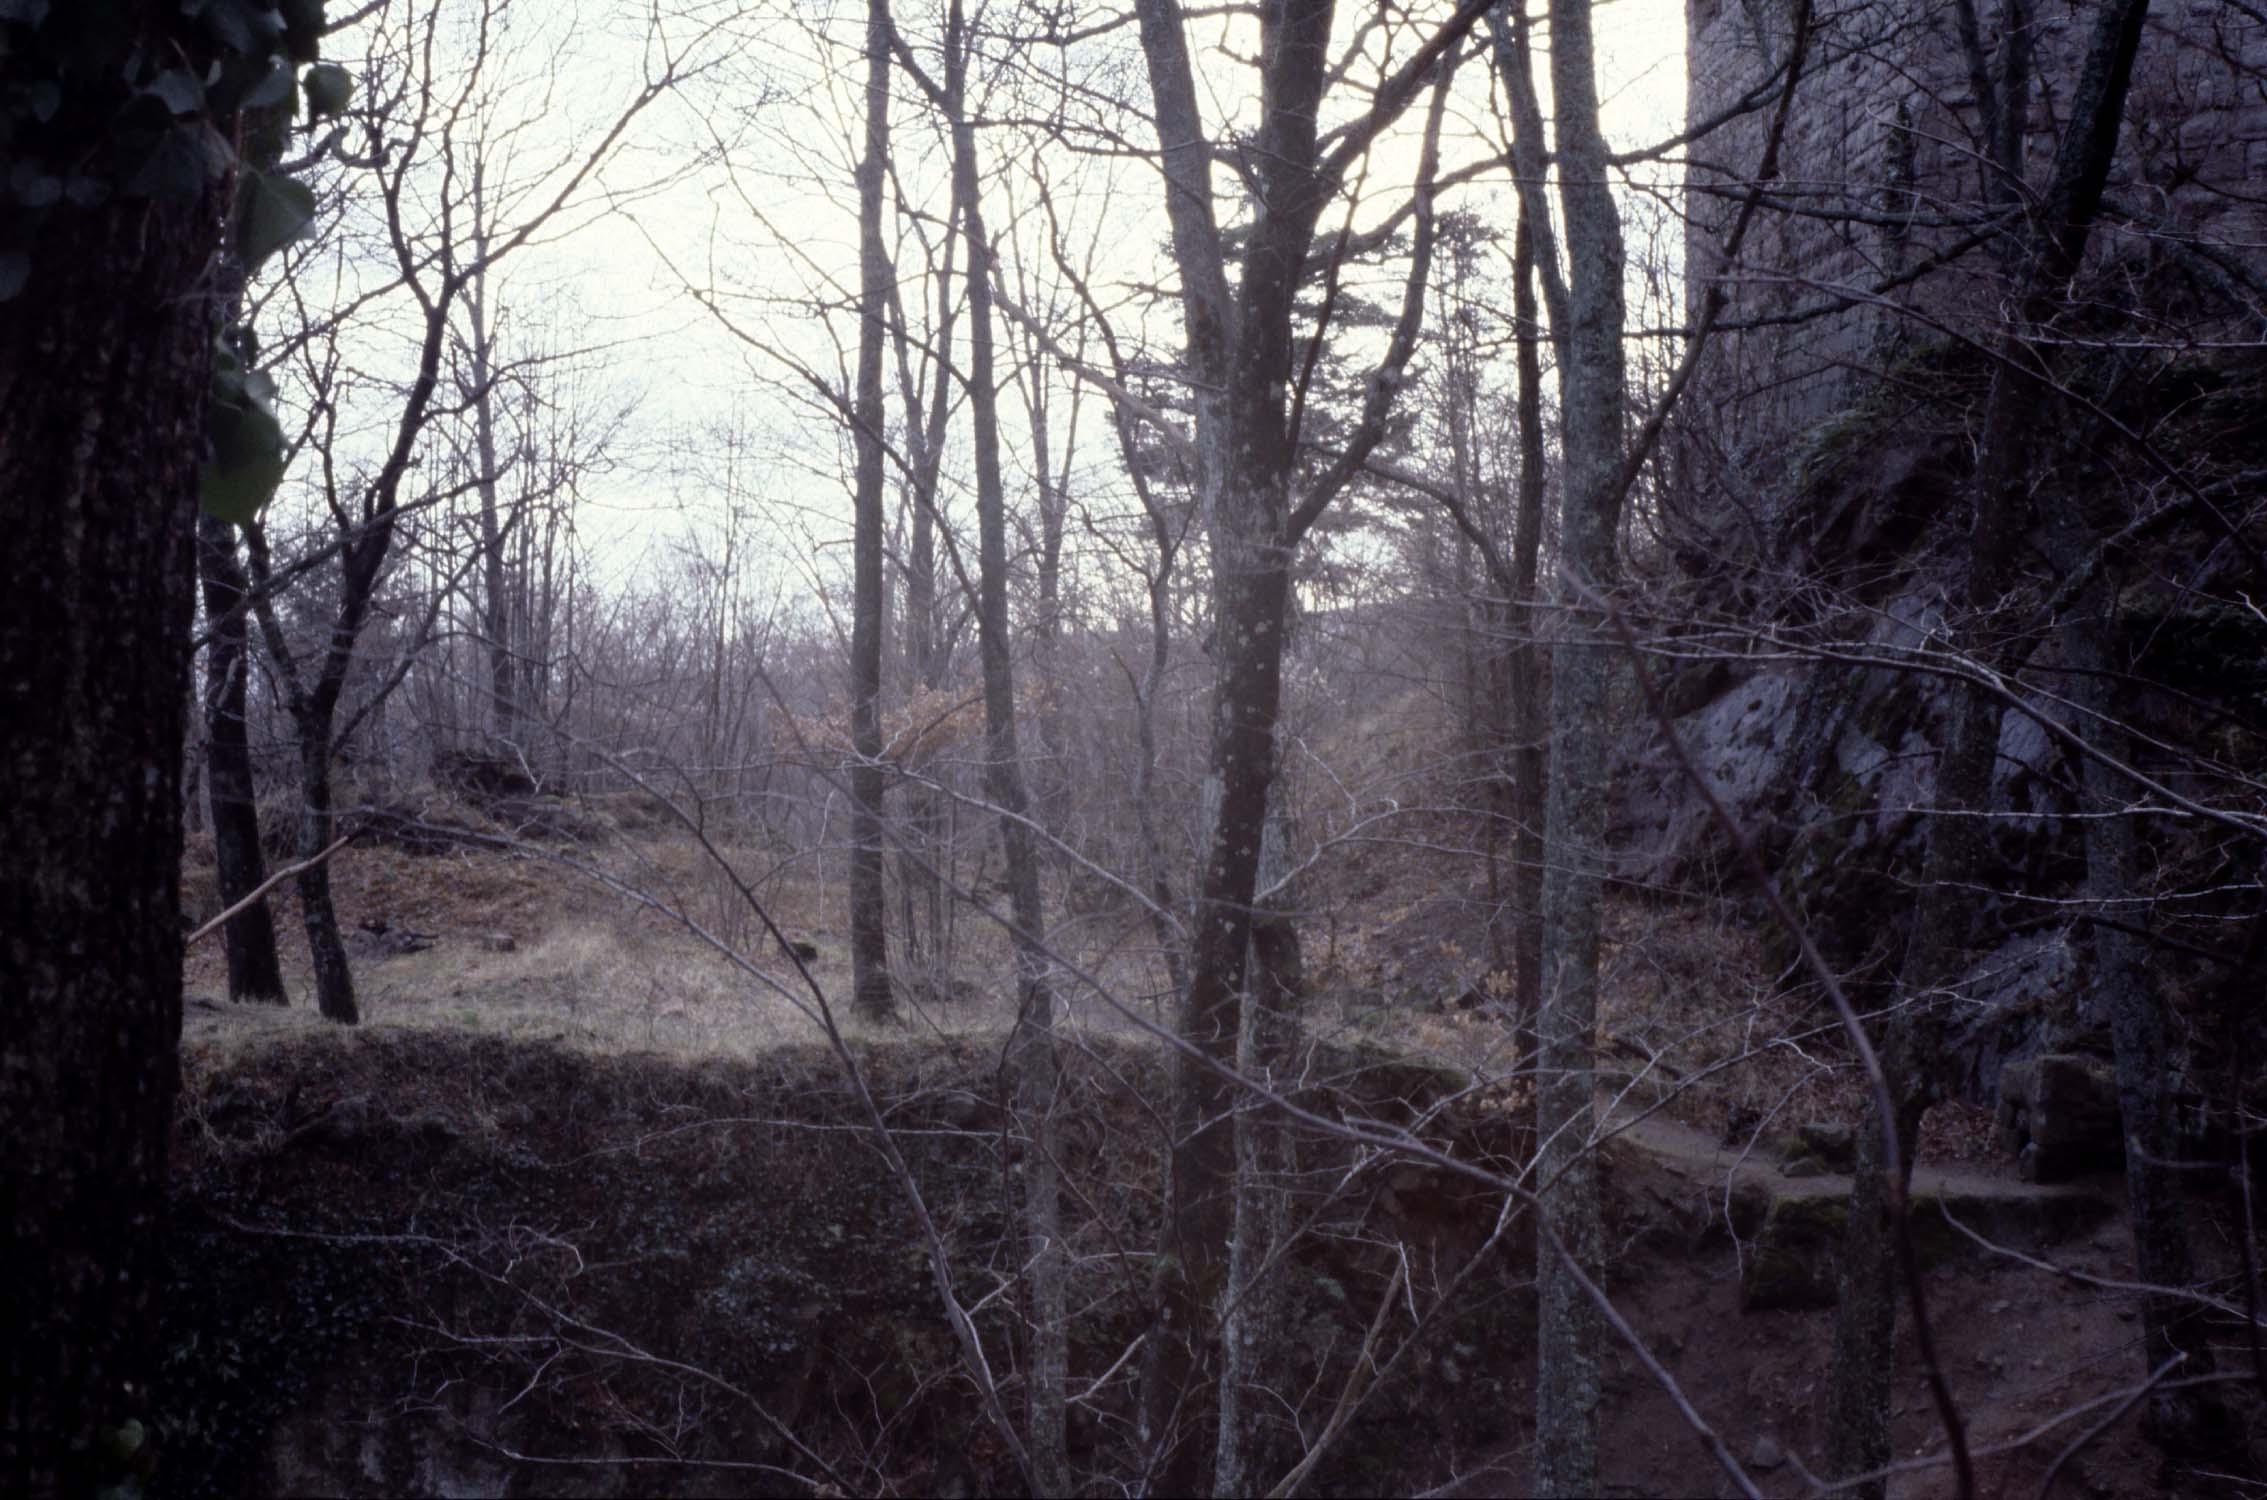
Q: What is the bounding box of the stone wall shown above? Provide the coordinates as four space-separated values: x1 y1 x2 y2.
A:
1683 0 2267 461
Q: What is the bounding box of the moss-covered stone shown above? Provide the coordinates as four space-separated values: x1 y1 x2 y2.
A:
1737 1172 2114 1313
1740 1189 1849 1311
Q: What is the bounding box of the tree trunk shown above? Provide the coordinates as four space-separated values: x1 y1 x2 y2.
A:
940 7 1068 1483
1127 1 1471 1483
1825 6 2152 1489
293 704 361 1024
2058 572 2221 1445
1486 1 1568 1050
243 520 366 1028
847 0 897 1023
888 184 954 980
0 114 221 1491
1529 3 1628 1493
1111 403 1189 999
2039 468 2225 1446
465 247 519 749
1213 785 1303 1496
1507 201 1550 1043
1129 0 1265 1474
197 514 287 1004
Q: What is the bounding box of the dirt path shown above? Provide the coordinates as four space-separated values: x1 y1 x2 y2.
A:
1603 1103 2099 1205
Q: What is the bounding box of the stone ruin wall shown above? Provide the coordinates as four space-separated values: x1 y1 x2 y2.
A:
1683 0 2267 464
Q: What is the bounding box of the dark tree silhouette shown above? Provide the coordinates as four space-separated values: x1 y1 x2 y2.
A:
0 2 261 1482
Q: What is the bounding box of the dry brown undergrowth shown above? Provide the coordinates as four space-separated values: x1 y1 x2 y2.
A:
183 791 1994 1172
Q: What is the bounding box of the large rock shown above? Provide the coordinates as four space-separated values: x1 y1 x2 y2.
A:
1943 930 2095 1107
1997 1053 2124 1183
1739 1174 2114 1311
1612 585 2070 964
1597 1110 2114 1312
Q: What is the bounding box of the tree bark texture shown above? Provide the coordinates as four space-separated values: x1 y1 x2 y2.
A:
1213 787 1304 1497
1507 202 1550 1044
197 514 287 1004
1529 2 1628 1493
847 0 897 1024
0 131 221 1493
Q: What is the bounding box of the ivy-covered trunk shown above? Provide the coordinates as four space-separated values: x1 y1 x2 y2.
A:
0 126 220 1496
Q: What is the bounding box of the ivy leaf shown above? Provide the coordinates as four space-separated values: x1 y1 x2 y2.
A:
209 340 246 405
232 167 314 272
239 56 296 112
301 62 349 120
0 0 51 22
204 335 287 527
146 68 205 117
0 252 28 303
8 162 62 207
202 371 288 525
121 124 212 199
194 0 254 54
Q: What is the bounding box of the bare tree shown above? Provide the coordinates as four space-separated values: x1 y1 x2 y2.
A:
1487 3 1567 1037
1825 4 2159 1490
884 4 1072 1481
1123 0 1480 1484
246 0 692 1023
1523 2 1628 1488
846 0 897 1022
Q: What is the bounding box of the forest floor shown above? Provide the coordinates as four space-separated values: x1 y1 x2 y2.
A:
168 817 2260 1497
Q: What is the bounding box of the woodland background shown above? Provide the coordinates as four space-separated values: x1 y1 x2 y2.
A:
3 0 2266 1495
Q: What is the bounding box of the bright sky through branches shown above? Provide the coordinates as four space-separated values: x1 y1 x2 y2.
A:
301 0 1692 593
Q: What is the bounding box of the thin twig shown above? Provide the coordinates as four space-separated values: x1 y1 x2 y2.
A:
186 834 354 948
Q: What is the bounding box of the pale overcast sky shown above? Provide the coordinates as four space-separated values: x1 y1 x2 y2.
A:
302 0 1693 596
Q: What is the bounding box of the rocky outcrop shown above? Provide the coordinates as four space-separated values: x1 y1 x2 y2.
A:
1601 1111 2114 1312
1611 573 2081 1072
1997 1054 2125 1184
1736 1175 2112 1312
1610 344 2267 1121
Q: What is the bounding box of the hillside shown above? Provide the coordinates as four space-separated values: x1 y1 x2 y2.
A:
150 827 2242 1497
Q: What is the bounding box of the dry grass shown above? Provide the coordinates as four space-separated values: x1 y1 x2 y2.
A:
1285 806 2012 1169
183 809 1193 1079
184 775 1997 1165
